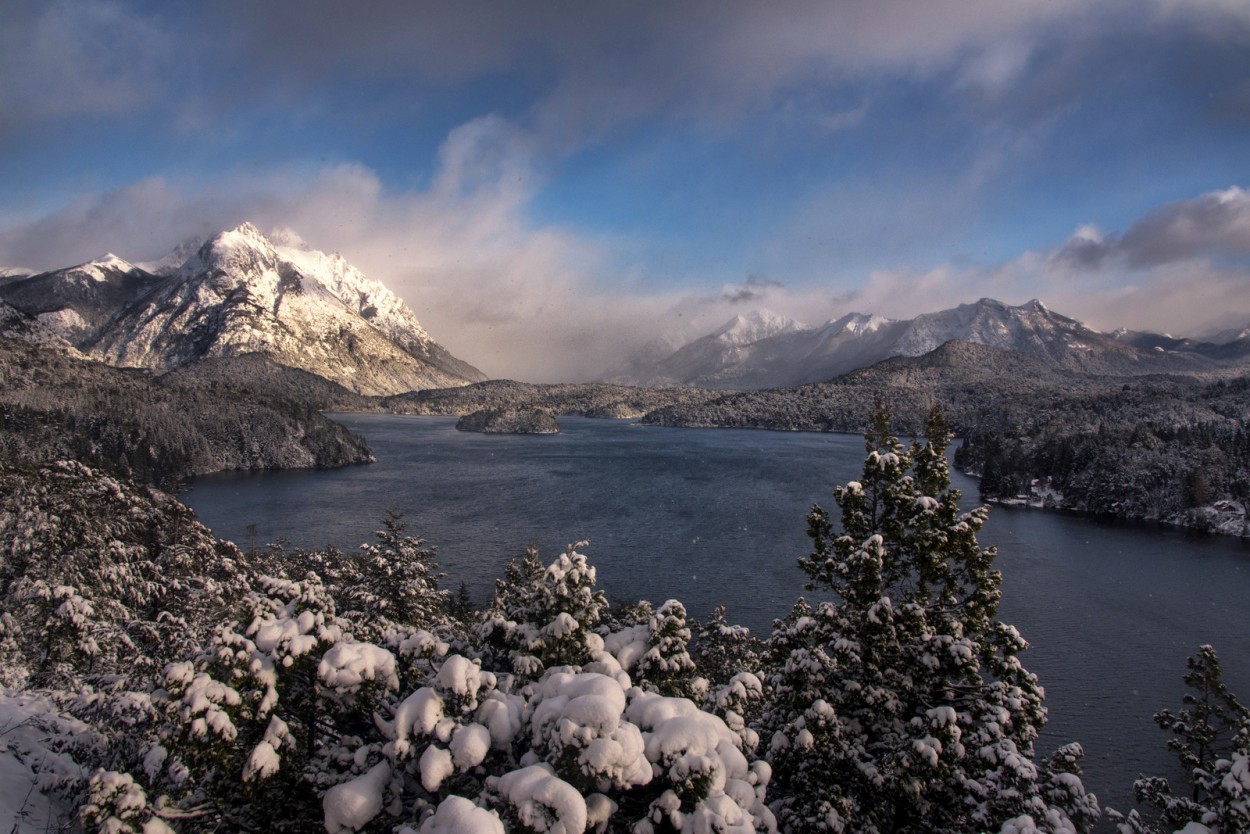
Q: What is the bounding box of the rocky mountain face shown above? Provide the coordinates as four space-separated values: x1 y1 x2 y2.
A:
0 224 485 396
0 254 164 346
0 300 84 355
614 298 1242 389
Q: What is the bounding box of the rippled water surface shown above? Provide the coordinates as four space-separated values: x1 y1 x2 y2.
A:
184 414 1250 817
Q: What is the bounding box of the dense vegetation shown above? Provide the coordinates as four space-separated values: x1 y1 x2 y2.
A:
0 338 373 489
637 342 1250 536
456 408 561 434
954 376 1250 533
384 379 724 420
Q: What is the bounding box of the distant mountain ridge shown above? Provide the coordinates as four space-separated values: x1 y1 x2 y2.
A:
0 223 485 395
612 297 1247 389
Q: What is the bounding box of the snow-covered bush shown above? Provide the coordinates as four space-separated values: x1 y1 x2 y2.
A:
0 461 251 689
631 600 698 699
148 573 401 831
475 543 608 683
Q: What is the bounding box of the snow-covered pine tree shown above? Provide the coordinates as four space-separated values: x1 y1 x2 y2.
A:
339 510 450 643
632 599 698 698
763 407 1100 834
689 605 766 755
693 604 761 691
473 542 607 683
1111 645 1250 833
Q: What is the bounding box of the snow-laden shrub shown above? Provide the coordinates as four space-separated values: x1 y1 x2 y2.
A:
474 543 607 684
0 461 250 689
80 769 174 834
417 795 505 833
149 573 404 832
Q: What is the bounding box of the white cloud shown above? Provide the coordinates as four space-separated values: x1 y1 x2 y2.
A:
0 124 704 382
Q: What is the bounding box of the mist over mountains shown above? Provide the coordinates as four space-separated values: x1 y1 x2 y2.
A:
4 222 1250 400
612 299 1250 390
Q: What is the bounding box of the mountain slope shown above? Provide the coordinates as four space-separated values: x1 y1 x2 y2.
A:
0 336 373 488
0 300 84 355
89 223 485 395
0 254 163 346
618 298 1226 389
612 309 808 388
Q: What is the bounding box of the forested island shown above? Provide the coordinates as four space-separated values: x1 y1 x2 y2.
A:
456 407 561 434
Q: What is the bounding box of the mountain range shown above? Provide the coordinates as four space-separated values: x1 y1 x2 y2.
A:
612 299 1250 389
0 223 484 396
4 223 1250 395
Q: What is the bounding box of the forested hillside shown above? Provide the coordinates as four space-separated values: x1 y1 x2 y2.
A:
0 337 373 489
385 379 724 419
638 341 1250 536
955 376 1250 534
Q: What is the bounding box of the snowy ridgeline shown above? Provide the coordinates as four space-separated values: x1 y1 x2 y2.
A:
2 420 1248 834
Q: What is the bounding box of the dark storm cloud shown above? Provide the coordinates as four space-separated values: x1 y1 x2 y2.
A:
722 275 784 304
1052 188 1250 271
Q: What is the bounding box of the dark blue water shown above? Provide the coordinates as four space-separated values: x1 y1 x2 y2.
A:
183 414 1250 819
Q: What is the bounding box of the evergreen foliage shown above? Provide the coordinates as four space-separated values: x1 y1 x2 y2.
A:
763 407 1099 833
631 599 698 698
1111 645 1250 834
474 542 608 683
338 511 450 643
0 460 251 689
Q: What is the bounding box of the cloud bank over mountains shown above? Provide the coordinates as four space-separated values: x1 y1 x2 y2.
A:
2 1 1248 380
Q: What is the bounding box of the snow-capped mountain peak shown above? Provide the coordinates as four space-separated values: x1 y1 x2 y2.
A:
612 297 1221 389
73 253 139 282
711 309 806 345
87 222 485 395
824 312 893 336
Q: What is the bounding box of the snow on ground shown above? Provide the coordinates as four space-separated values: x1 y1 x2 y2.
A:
0 690 96 833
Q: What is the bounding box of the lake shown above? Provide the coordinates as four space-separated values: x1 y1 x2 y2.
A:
182 414 1250 819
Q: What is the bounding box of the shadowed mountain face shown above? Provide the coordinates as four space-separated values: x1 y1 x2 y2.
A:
0 224 485 396
613 298 1243 389
0 253 164 346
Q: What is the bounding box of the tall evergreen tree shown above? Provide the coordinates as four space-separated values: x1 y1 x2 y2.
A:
338 510 449 642
763 407 1099 834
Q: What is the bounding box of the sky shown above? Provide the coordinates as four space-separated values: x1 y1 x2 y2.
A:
1 0 1249 381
